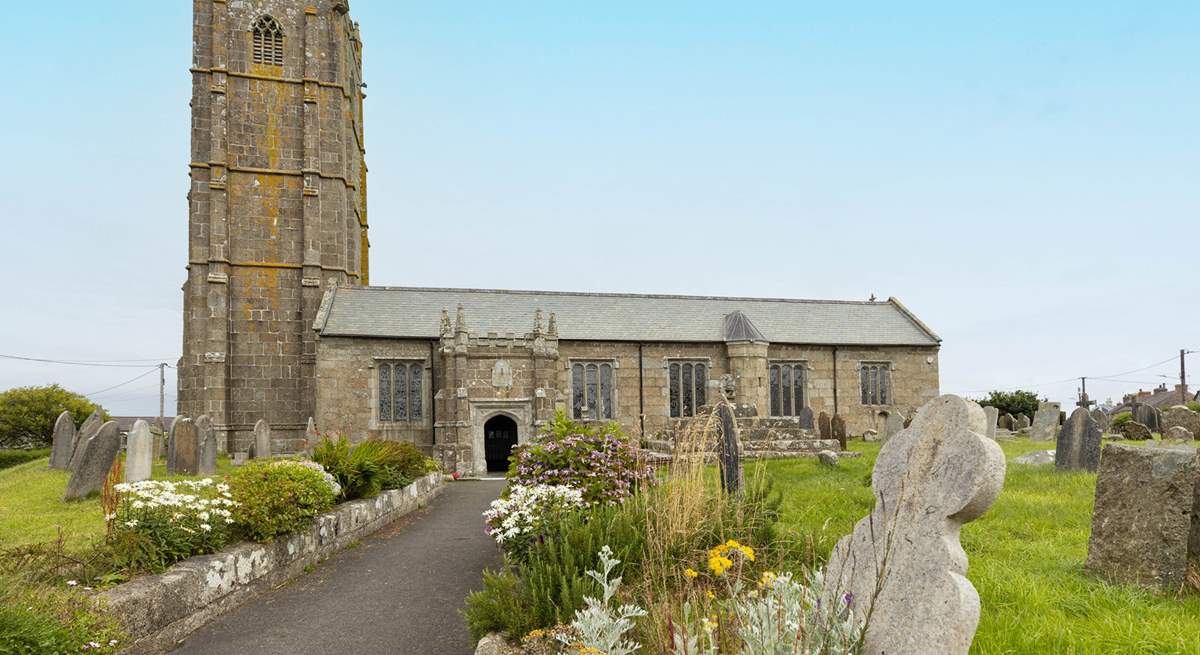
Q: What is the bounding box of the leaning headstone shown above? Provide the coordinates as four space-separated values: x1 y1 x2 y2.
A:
883 410 906 440
1085 444 1199 591
982 407 998 440
831 415 848 450
124 420 153 483
1030 402 1060 441
1015 414 1031 431
999 413 1015 431
1164 426 1194 442
715 403 742 494
797 406 815 431
817 412 832 439
1162 406 1200 436
1134 404 1162 433
196 415 217 476
1119 421 1152 441
1055 407 1102 471
171 418 200 476
49 411 77 470
252 419 272 459
823 395 1005 655
68 411 103 473
1090 408 1111 433
63 422 121 501
817 450 839 467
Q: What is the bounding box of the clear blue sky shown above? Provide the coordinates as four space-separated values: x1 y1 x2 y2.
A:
1 2 1197 416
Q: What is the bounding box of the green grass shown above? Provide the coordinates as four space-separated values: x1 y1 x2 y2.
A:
764 438 1200 655
0 455 236 551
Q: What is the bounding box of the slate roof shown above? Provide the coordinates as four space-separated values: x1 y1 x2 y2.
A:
316 286 940 347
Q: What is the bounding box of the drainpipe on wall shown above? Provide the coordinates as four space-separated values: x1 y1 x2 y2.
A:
638 343 646 439
832 345 840 416
429 340 437 445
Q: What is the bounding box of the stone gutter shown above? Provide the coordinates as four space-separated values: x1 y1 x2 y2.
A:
100 473 444 655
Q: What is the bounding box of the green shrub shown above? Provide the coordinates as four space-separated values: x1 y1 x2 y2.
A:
312 436 437 500
0 573 124 655
388 440 441 479
109 479 236 571
974 390 1042 424
228 460 337 542
0 448 50 470
0 385 107 450
378 466 412 491
1111 411 1133 429
1186 402 1200 413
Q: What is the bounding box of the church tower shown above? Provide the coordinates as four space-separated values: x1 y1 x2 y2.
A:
179 0 369 453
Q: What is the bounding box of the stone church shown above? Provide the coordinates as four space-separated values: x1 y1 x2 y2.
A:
179 1 942 475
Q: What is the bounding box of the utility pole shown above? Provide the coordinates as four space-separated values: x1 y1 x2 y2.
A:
159 363 166 433
1183 349 1189 404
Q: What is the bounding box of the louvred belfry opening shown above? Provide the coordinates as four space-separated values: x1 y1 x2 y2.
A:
252 15 285 66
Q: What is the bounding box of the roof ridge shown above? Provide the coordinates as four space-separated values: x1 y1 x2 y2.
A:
349 285 890 307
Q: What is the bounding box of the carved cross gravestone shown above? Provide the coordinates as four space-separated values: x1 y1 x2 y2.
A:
715 402 742 495
1055 407 1102 472
253 419 272 459
124 420 153 483
49 411 77 470
823 395 1006 655
64 421 122 501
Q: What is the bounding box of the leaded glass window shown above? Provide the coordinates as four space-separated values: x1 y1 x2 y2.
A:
378 362 423 422
769 363 807 416
860 362 892 405
669 361 708 418
252 16 285 66
572 361 614 420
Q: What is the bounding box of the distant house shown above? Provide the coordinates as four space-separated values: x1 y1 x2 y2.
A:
111 417 169 436
1109 384 1193 414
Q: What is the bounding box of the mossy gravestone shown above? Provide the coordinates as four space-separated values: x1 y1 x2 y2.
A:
49 411 76 470
715 402 742 494
832 414 848 450
818 412 832 439
1055 407 1102 472
64 421 121 501
171 418 199 476
823 396 1006 655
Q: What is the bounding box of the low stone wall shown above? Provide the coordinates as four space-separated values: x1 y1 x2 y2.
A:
101 473 444 654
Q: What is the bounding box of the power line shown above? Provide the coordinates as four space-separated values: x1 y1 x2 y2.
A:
84 368 160 396
0 353 176 368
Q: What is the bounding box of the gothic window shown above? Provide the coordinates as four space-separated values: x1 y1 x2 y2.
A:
378 362 423 422
572 362 614 420
769 363 807 416
860 362 892 406
252 15 285 66
669 361 709 418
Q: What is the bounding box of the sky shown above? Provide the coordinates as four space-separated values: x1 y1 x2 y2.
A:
0 2 1197 416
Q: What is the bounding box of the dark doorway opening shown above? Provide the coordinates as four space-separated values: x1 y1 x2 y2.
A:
484 415 519 473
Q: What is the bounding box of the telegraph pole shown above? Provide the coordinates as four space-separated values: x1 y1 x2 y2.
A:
159 363 166 433
1183 349 1189 404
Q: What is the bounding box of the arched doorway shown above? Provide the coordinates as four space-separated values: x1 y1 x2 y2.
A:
483 415 519 473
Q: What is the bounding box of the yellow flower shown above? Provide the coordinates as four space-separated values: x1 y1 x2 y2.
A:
706 590 716 600
758 571 777 588
524 629 545 641
708 554 734 575
684 567 699 579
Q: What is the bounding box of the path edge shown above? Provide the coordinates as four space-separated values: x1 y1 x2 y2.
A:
100 473 445 655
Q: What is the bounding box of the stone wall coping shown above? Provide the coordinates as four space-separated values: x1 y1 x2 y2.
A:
101 473 444 655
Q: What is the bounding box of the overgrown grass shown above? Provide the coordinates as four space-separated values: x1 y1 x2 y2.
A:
0 455 235 550
767 438 1200 655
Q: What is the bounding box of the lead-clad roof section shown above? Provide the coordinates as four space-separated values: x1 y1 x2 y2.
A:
723 311 767 343
316 286 941 346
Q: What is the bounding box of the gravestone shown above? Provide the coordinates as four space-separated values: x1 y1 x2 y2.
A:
1015 414 1031 431
63 421 121 501
1090 408 1111 433
797 407 815 431
982 407 998 440
171 418 200 476
1055 407 1102 471
68 411 103 473
1134 404 1162 433
166 415 184 473
1119 421 1152 441
196 415 217 476
884 410 906 441
1085 444 1199 591
817 450 840 467
715 403 742 494
232 452 249 466
252 419 272 459
831 415 848 450
1164 426 1195 442
305 416 320 452
999 413 1015 431
124 420 153 483
818 412 832 439
49 411 77 470
1162 406 1200 436
823 395 1005 655
1030 402 1060 441
863 429 880 442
